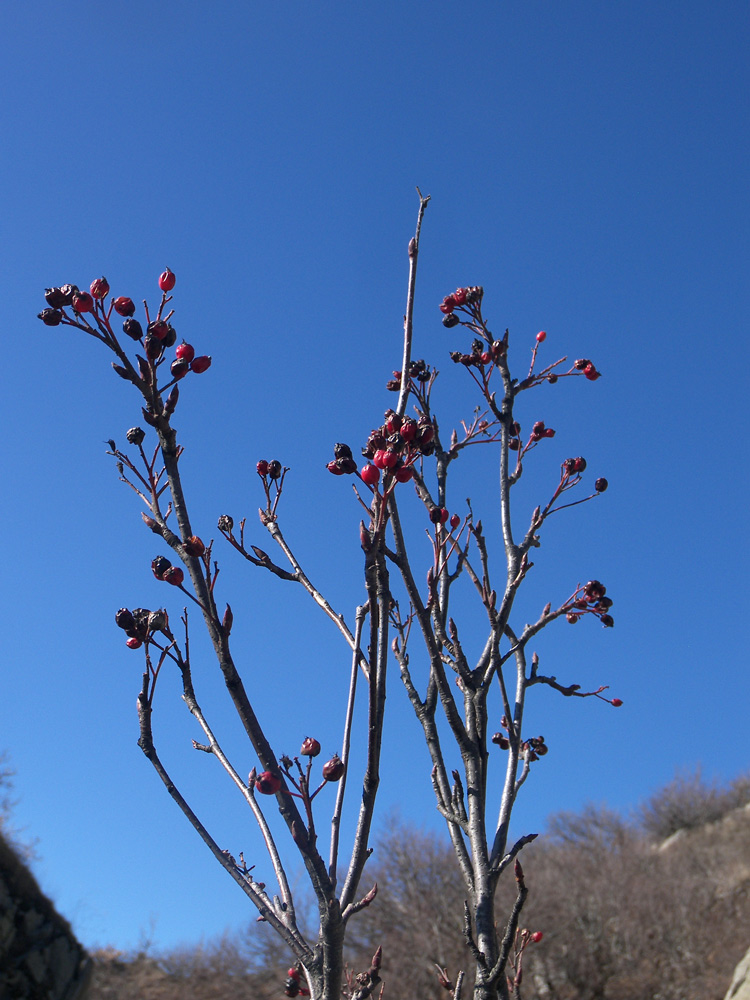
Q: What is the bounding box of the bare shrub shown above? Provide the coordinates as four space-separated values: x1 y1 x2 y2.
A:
639 768 750 841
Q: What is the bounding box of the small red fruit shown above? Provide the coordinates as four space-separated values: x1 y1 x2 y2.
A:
175 341 195 363
394 466 413 483
149 319 169 340
322 755 345 782
288 967 301 981
531 931 544 943
595 477 609 493
400 418 417 442
158 268 176 292
453 287 468 306
72 291 94 313
151 555 172 580
439 295 457 314
449 513 460 530
113 296 136 317
360 464 380 486
126 637 142 649
584 363 601 381
90 277 110 299
163 566 184 586
300 737 321 757
611 698 623 707
257 460 269 475
190 355 212 374
255 771 281 795
536 330 546 343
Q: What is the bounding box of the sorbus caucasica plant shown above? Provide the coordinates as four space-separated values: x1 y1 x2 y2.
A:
40 196 620 1000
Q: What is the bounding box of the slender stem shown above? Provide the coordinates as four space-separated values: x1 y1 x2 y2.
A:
396 190 430 417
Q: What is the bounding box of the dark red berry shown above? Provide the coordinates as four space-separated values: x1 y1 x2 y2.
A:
531 931 543 943
449 513 460 530
38 308 63 326
58 284 79 305
158 268 176 292
170 357 190 380
184 536 205 557
536 331 546 343
163 566 184 586
573 358 590 370
492 732 510 749
90 277 109 299
190 355 212 374
148 319 169 340
44 287 68 309
442 313 460 328
256 460 269 475
600 614 614 628
584 364 601 381
113 296 136 317
439 295 456 314
611 698 623 707
175 342 195 363
115 608 136 631
122 318 143 340
72 291 94 313
384 410 401 435
126 637 142 649
255 771 281 795
322 755 345 781
595 478 608 493
288 968 301 981
400 418 417 442
572 457 587 473
394 466 413 483
566 613 580 624
453 287 468 306
145 335 163 361
300 737 321 757
152 555 172 579
267 460 282 479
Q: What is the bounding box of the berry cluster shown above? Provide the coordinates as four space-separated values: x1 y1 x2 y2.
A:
565 579 614 627
439 286 484 328
151 555 186 587
115 606 167 649
38 272 211 387
284 966 309 998
450 337 507 368
256 460 283 480
328 409 437 493
385 358 431 393
573 357 601 381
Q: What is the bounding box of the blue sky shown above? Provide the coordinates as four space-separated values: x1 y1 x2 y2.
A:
1 0 748 954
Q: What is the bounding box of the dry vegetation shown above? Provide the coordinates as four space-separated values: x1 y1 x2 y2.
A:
83 769 750 1000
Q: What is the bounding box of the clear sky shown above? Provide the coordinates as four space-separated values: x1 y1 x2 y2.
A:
1 0 748 955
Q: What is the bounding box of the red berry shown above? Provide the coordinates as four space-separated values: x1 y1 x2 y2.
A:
126 637 142 649
595 477 608 493
584 364 601 381
171 358 190 380
439 295 457 314
531 931 543 943
90 277 110 299
453 287 468 306
175 341 195 363
572 457 587 473
190 355 212 374
394 466 413 483
384 410 401 435
72 291 94 313
544 428 556 438
611 698 623 707
322 755 345 782
536 330 546 343
113 296 136 317
360 464 380 486
149 319 169 340
449 513 460 530
256 771 281 794
158 268 176 292
372 450 389 470
327 460 344 475
566 613 580 624
163 566 184 586
256 460 269 476
300 737 321 757
288 968 301 981
400 418 417 443
38 309 63 326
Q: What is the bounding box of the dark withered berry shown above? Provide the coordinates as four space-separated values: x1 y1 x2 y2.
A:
122 318 143 340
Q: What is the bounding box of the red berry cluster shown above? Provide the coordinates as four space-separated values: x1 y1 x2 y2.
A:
329 409 436 491
429 507 461 530
574 357 602 381
115 606 167 649
450 337 507 368
38 272 211 381
565 580 614 627
439 286 484 328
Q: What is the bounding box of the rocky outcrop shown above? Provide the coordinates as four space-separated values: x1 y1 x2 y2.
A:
726 947 750 1000
0 830 91 999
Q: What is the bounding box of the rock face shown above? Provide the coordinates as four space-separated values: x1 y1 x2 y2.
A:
726 947 750 1000
0 830 91 999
